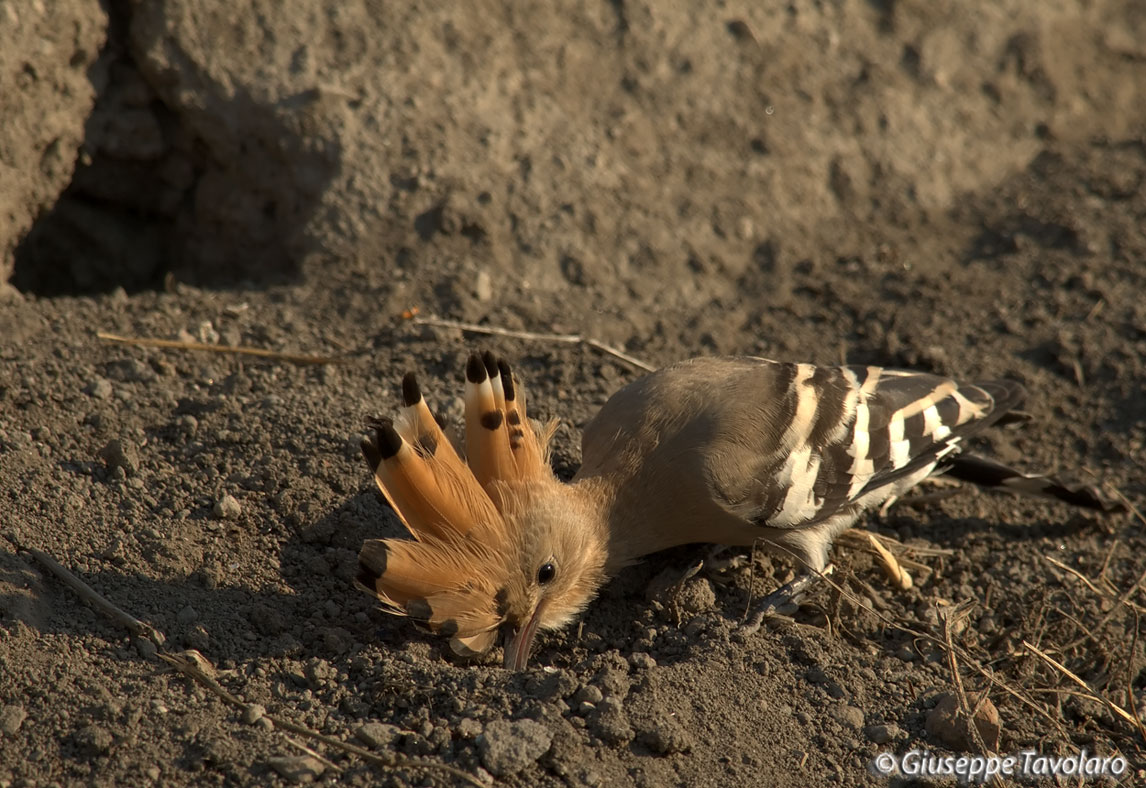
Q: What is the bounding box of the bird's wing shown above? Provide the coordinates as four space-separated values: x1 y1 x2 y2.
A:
576 356 1024 535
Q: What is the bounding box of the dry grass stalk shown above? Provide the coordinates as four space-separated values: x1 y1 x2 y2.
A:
97 331 342 365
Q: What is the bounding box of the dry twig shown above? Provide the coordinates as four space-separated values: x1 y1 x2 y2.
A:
1022 640 1139 731
97 331 342 366
413 314 655 371
27 547 166 648
941 603 999 762
25 543 483 787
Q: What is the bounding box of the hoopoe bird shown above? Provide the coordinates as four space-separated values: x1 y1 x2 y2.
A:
357 352 1117 669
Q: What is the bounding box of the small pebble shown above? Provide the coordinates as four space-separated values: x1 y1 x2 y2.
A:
86 377 113 400
105 358 156 383
475 269 493 302
99 439 140 477
356 722 402 748
0 705 27 735
831 704 865 731
864 723 902 744
629 653 657 670
133 637 157 660
589 697 634 745
197 321 220 344
455 718 482 739
177 605 198 625
267 755 324 783
176 414 198 437
242 704 265 725
638 720 693 755
572 685 603 705
214 494 241 519
75 724 114 754
477 719 552 776
925 692 1001 750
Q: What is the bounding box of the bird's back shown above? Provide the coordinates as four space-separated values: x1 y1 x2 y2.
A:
575 356 1025 567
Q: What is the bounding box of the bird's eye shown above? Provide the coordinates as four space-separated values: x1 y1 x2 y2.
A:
536 562 557 585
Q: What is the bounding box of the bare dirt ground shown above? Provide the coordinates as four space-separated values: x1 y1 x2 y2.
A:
2 1 1146 786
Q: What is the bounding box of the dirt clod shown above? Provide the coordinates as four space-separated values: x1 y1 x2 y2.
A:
477 719 552 776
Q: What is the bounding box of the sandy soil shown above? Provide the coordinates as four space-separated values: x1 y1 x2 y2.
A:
2 2 1145 786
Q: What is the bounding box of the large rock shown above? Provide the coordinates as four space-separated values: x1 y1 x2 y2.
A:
0 0 107 290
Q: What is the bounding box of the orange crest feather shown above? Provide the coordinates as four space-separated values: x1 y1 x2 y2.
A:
357 351 560 653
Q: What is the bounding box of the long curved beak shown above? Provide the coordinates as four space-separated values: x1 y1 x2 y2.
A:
503 602 546 671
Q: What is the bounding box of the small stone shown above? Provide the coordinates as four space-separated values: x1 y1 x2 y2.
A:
267 755 324 783
86 377 113 400
176 414 198 437
925 692 1001 750
248 603 286 635
75 724 114 754
477 719 552 776
638 720 693 755
346 433 366 458
455 718 482 739
105 358 156 383
133 637 157 660
864 723 902 744
0 705 27 735
629 653 657 670
572 685 603 705
475 269 493 302
589 697 633 745
197 321 220 344
177 605 198 625
805 666 829 684
737 216 755 240
831 704 865 731
241 704 265 725
356 722 402 749
214 494 241 519
99 438 140 476
593 667 630 699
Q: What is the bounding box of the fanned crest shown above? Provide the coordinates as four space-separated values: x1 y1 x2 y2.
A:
357 352 556 656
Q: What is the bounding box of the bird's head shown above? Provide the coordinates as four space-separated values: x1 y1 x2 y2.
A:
356 352 608 669
356 482 608 669
496 485 608 669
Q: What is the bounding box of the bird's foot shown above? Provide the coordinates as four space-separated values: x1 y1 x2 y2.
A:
738 564 835 637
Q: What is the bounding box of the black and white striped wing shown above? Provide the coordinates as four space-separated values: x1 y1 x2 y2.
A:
707 361 1026 530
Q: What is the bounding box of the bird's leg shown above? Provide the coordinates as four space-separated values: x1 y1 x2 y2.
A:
738 564 835 637
702 545 749 576
876 495 900 519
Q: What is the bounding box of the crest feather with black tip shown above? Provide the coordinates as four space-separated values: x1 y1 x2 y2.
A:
464 352 556 503
357 538 506 641
356 351 563 658
361 371 505 543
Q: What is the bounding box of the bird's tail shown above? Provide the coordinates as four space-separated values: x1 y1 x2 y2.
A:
938 454 1123 512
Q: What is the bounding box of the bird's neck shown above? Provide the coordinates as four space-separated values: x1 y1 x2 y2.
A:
563 475 667 575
